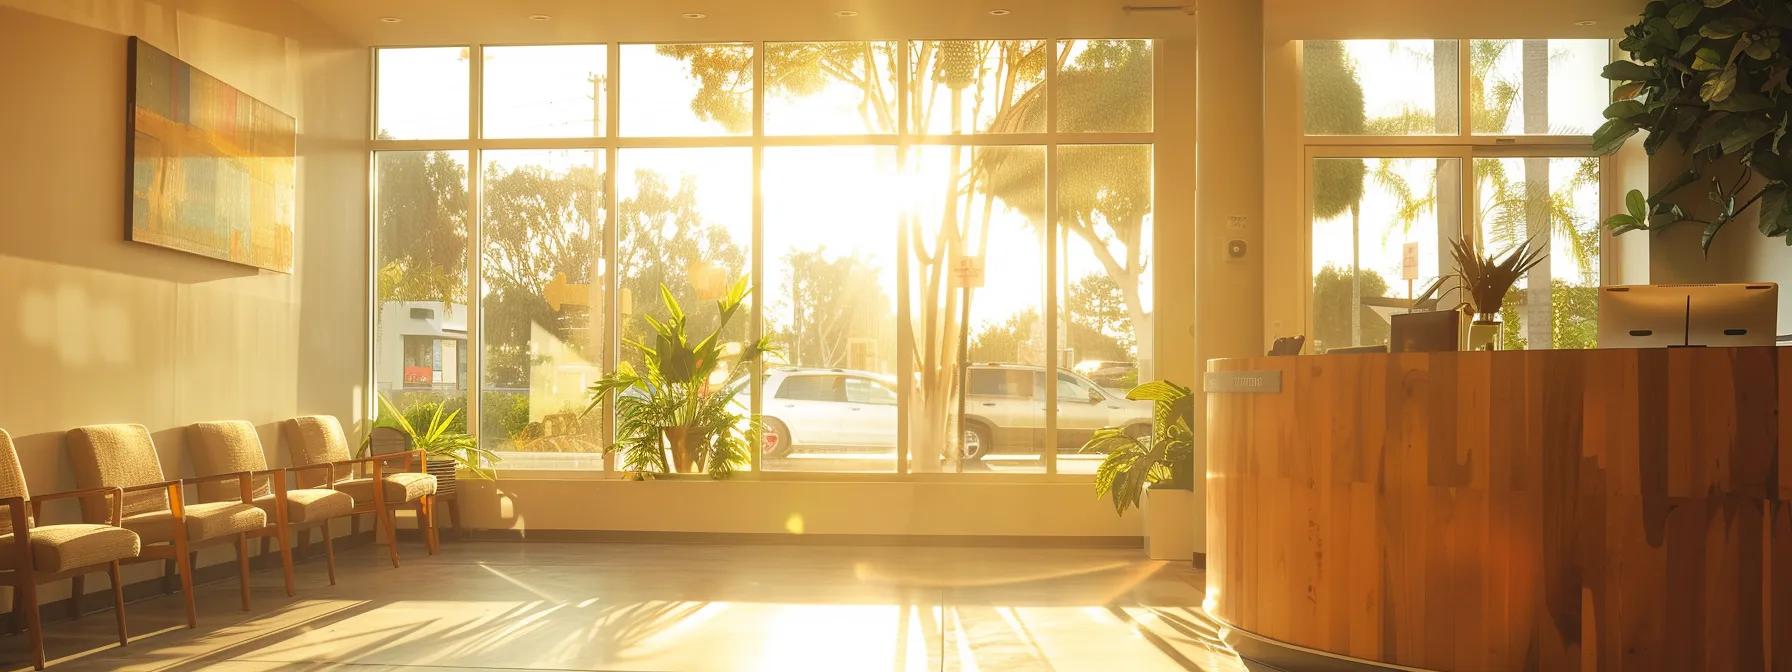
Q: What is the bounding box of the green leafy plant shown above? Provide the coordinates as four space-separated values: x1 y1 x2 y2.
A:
584 278 773 479
368 393 498 479
1595 0 1792 251
1449 236 1548 318
1081 380 1194 516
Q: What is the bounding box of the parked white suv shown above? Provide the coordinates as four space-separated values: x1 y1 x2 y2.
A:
958 364 1151 460
746 365 1150 461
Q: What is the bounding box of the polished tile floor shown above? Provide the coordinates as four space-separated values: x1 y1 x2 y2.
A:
0 541 1248 671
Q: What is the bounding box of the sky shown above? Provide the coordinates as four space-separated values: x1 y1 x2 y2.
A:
374 42 1153 372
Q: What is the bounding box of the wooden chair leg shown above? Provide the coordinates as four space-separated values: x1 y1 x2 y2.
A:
171 532 198 628
276 524 296 597
21 577 43 670
9 581 21 634
298 529 311 555
68 575 82 619
322 524 338 586
382 505 402 569
161 559 175 595
234 535 252 611
259 536 271 558
108 561 128 647
418 497 438 556
448 497 463 540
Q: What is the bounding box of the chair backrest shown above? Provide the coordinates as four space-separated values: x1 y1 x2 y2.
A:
66 424 169 522
187 421 273 503
0 428 32 533
282 415 351 488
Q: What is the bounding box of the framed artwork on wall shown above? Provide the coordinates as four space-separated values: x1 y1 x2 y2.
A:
126 36 296 272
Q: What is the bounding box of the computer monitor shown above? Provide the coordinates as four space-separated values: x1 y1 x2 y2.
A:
1598 283 1778 348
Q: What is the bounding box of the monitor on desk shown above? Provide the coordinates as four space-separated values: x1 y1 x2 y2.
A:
1598 283 1778 348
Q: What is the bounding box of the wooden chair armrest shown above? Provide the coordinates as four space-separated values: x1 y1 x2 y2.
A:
287 462 337 480
27 486 126 526
184 471 257 504
367 450 426 473
120 480 181 494
1 497 29 569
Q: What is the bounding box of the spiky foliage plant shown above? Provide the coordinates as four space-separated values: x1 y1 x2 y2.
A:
1450 236 1548 318
367 393 499 479
1082 380 1195 516
585 278 773 479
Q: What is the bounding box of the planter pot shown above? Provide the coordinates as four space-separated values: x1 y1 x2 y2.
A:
1142 486 1197 563
427 457 458 498
663 427 703 474
1465 315 1502 351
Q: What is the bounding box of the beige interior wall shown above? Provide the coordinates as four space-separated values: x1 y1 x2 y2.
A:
0 0 368 598
1185 0 1266 556
1645 151 1792 334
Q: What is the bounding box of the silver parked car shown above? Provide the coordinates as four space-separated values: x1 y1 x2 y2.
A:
743 365 1150 461
958 364 1151 460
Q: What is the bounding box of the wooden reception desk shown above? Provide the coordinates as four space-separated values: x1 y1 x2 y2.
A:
1204 348 1791 672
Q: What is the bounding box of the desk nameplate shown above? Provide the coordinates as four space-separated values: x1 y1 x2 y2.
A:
1204 370 1282 394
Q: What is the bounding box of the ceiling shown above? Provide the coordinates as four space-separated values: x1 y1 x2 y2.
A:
289 0 1201 45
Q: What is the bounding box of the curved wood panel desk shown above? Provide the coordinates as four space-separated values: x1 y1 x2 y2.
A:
1205 348 1791 672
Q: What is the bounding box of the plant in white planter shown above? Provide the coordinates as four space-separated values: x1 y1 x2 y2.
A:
1081 380 1194 515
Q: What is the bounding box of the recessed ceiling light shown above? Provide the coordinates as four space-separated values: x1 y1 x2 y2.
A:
1575 19 1597 26
529 14 552 21
988 8 1012 16
378 16 402 23
835 9 859 17
682 12 707 19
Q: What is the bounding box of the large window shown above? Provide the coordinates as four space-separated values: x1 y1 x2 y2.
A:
1302 39 1607 352
370 40 1156 476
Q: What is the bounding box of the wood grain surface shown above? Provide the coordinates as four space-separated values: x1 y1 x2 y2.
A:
1204 348 1792 672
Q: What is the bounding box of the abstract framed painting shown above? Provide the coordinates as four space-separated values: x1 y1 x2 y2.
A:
126 37 296 272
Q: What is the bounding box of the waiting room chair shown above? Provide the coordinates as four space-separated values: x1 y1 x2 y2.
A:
0 428 141 670
65 424 266 627
188 421 355 594
281 415 438 568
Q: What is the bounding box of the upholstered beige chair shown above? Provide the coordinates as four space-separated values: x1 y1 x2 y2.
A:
0 428 141 670
188 421 355 594
281 415 438 568
65 424 266 627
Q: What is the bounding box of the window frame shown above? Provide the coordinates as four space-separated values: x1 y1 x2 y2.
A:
1294 39 1614 347
369 39 1161 481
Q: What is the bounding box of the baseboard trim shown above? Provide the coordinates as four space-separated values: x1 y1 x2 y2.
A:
464 529 1145 549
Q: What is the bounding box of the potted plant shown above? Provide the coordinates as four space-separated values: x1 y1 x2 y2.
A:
584 278 773 479
1594 0 1792 251
1448 236 1547 351
366 393 498 500
1081 380 1196 561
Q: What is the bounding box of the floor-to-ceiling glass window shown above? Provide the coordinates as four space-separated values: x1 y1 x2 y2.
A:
370 38 1158 476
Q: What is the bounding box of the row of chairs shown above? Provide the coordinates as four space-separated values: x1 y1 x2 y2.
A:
0 415 443 669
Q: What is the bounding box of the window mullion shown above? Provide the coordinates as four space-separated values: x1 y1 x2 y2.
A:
1043 39 1060 477
896 39 912 477
603 42 621 476
749 41 766 474
467 45 484 451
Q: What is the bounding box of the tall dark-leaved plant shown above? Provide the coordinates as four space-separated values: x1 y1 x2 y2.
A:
1595 0 1792 252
